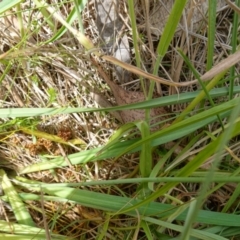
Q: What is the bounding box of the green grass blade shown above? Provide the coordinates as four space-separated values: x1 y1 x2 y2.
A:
177 48 224 128
149 0 188 100
0 62 12 85
32 0 55 31
44 0 88 43
141 221 153 240
148 144 178 191
96 122 136 157
155 0 188 61
15 179 240 227
165 133 204 172
0 220 67 239
143 216 228 240
180 97 240 238
111 98 238 160
19 101 237 174
206 0 217 71
73 0 84 33
136 121 152 178
1 86 240 118
0 0 22 14
0 170 35 226
127 0 142 71
229 0 240 99
221 183 240 213
114 119 240 216
14 176 240 188
173 69 227 123
97 213 110 240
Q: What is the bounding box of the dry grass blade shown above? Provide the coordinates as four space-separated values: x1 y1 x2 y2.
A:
91 57 168 124
225 0 240 14
102 50 240 87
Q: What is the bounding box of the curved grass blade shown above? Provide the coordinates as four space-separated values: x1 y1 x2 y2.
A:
174 69 227 123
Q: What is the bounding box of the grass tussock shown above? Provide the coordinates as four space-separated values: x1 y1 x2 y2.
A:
0 0 240 239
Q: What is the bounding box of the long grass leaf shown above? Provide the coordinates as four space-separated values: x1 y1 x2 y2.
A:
206 0 217 71
14 176 240 188
136 121 152 178
32 0 55 30
114 120 240 215
180 96 240 239
174 70 227 123
0 220 67 239
0 169 35 226
15 181 240 227
44 0 88 43
155 0 188 62
1 86 240 118
221 183 240 213
19 102 238 174
149 0 188 99
112 98 238 160
143 216 228 240
177 48 224 129
229 0 240 99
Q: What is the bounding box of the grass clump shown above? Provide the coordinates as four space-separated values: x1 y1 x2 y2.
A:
0 0 240 239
